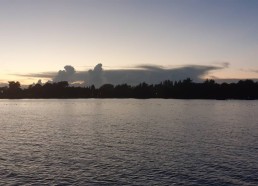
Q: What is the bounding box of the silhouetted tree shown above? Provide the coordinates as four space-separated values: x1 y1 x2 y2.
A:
1 78 258 99
7 81 22 98
99 84 114 98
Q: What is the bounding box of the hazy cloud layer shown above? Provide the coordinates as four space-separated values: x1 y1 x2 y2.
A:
251 70 258 73
17 63 229 87
0 83 8 87
17 72 56 79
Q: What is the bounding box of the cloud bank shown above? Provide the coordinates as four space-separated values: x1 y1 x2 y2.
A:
18 63 228 87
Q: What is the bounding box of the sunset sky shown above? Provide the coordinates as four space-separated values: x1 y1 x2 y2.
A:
1 0 258 85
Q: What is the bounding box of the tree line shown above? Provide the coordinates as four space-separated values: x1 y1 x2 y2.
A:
0 78 258 99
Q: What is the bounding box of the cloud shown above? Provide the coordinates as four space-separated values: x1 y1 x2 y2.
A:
16 72 56 79
65 63 228 86
251 70 258 73
101 65 221 86
221 62 230 68
87 63 104 87
212 61 230 68
53 65 76 83
15 63 228 87
0 83 8 87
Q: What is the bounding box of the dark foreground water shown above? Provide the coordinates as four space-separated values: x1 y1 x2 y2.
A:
0 99 258 185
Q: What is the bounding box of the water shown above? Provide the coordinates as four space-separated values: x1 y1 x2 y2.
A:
0 99 258 185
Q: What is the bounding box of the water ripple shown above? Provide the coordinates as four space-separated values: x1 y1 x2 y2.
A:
0 99 258 185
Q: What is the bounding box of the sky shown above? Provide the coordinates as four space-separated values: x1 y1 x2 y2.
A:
0 0 258 86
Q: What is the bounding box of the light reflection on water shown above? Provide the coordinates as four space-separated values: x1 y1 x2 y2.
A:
0 99 258 185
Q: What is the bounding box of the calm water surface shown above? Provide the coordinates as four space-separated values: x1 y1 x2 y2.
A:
0 99 258 185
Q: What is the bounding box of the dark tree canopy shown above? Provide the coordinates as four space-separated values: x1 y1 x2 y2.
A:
0 79 258 99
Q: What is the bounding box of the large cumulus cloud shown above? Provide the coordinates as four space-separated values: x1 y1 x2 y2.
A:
17 63 229 87
53 65 76 83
